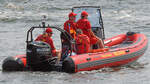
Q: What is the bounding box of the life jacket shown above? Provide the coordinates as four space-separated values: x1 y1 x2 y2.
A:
69 27 76 39
75 34 90 54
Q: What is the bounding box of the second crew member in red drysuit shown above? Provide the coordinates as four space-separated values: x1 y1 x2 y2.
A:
64 12 77 38
76 11 104 49
75 29 90 54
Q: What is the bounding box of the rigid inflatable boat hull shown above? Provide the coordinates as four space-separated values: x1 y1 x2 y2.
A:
2 33 148 73
2 55 26 71
63 33 148 73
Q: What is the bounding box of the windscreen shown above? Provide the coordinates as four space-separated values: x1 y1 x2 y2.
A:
73 7 102 28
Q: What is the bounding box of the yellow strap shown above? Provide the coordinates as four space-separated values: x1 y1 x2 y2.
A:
42 39 46 42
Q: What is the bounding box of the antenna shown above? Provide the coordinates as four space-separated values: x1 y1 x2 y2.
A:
128 27 132 33
42 15 47 27
42 15 47 34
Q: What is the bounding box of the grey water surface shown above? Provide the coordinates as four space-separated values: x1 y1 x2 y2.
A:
0 0 150 84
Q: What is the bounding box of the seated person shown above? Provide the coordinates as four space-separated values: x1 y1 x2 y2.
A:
35 28 61 61
76 11 104 49
75 29 90 54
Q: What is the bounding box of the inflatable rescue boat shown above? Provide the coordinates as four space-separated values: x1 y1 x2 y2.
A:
63 32 148 72
2 6 148 73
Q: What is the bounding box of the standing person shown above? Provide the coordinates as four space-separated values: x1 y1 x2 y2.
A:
64 12 77 38
76 11 104 49
35 28 61 61
75 29 90 54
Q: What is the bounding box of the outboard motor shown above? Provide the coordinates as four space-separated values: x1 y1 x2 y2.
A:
26 41 52 71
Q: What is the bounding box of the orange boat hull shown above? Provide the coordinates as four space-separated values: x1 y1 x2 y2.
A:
2 33 148 72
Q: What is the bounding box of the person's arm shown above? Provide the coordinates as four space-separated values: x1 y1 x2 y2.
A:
73 22 77 31
48 37 56 50
64 22 67 31
87 29 96 37
86 21 96 37
35 35 42 41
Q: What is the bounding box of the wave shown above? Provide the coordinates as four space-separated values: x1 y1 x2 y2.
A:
0 2 69 23
0 10 67 23
78 61 148 75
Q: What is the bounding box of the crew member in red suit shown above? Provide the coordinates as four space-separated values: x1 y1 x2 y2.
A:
64 12 77 38
76 11 104 49
35 28 61 61
75 29 90 54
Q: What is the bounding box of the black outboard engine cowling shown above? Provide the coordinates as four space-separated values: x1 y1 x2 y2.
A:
26 41 52 71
